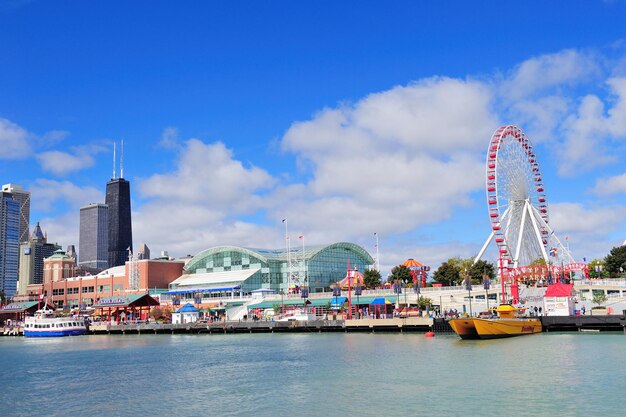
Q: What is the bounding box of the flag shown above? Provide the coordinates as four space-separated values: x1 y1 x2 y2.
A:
282 219 286 223
583 257 587 263
565 235 568 240
549 247 557 257
298 235 303 239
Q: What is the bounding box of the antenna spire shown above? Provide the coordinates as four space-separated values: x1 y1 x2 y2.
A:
120 138 124 178
113 141 117 179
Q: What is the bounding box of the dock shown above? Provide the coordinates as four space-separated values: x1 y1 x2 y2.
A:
5 315 626 336
90 317 437 335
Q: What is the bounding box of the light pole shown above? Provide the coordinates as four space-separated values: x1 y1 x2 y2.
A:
464 269 472 316
280 290 284 316
331 283 341 319
374 232 380 272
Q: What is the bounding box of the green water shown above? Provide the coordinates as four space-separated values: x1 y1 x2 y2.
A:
0 332 623 417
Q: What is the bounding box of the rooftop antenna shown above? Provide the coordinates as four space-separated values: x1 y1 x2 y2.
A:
112 141 117 179
120 138 124 179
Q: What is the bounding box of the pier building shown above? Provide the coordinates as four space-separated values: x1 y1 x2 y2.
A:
163 242 374 303
16 250 184 309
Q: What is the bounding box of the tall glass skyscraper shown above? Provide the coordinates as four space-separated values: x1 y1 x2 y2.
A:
105 178 132 267
79 203 109 270
2 184 31 243
0 192 20 298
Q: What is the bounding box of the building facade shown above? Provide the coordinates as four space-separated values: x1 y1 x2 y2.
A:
79 203 109 270
20 253 184 309
17 222 60 294
168 242 375 296
1 184 30 243
105 178 132 268
0 192 20 298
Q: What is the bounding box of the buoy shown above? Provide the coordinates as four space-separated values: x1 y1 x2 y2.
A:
425 331 435 338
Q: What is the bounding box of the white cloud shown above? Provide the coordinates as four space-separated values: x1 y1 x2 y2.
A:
158 126 180 150
591 172 626 195
276 77 493 242
133 139 277 254
556 77 626 175
29 179 103 212
138 139 275 210
502 49 599 100
35 143 108 176
549 202 626 236
0 117 32 159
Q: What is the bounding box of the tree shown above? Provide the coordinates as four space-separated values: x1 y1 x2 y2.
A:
387 265 412 284
604 246 626 276
468 260 496 284
592 292 607 308
363 269 382 288
530 258 547 266
432 261 461 286
588 259 607 279
417 296 432 309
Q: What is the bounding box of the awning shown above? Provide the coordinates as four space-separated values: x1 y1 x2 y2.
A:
369 297 392 305
169 268 259 289
165 285 241 295
0 301 39 314
330 296 347 307
92 294 159 308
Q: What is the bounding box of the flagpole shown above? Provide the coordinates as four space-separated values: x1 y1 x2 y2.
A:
374 233 380 272
283 219 291 291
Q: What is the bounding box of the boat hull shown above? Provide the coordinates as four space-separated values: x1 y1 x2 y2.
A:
23 329 88 337
23 315 88 338
473 318 541 339
449 318 480 340
450 317 541 339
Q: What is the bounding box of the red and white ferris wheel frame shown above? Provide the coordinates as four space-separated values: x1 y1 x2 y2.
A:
485 125 549 263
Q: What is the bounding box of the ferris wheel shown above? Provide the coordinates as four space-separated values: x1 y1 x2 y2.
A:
474 125 574 268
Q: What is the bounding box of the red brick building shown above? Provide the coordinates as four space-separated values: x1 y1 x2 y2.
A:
16 249 184 309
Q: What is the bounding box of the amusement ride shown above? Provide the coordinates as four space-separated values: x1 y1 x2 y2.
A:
473 125 586 302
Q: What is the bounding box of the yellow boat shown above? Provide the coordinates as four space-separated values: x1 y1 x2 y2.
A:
449 304 542 340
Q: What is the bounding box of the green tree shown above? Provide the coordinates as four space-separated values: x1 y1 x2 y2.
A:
588 259 609 279
468 260 496 284
417 296 432 309
604 246 626 276
592 292 607 308
433 261 461 286
363 269 382 288
530 258 547 265
387 265 412 284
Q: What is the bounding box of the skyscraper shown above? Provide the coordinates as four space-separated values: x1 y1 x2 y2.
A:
138 243 150 260
2 184 31 243
106 178 132 268
17 222 60 294
0 192 20 298
79 203 109 270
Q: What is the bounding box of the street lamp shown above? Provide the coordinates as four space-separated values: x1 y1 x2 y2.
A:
464 270 472 316
279 290 285 316
354 284 362 318
331 283 341 319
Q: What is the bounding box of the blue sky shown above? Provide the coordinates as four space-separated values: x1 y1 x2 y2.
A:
2 1 626 276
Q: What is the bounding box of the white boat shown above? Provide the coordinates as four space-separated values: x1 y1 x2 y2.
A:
23 309 88 337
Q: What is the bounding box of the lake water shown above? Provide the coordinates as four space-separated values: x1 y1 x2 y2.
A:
0 332 624 417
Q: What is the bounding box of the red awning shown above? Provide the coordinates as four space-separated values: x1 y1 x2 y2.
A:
544 283 574 297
